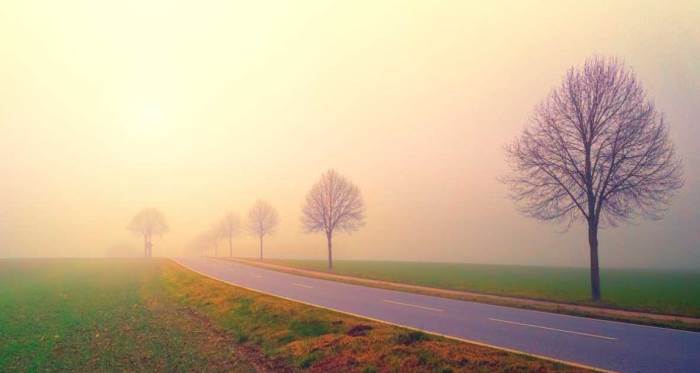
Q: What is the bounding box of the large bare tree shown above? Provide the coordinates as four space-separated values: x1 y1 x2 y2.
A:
219 212 240 257
247 199 279 260
504 57 683 301
127 208 169 258
302 169 365 270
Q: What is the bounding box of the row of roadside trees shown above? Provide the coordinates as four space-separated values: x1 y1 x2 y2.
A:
129 169 366 268
193 199 279 260
128 56 684 302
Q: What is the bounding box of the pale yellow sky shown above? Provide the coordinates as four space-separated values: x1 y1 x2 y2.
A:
1 1 699 267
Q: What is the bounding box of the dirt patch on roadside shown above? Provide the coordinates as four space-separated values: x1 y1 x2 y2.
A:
346 324 373 337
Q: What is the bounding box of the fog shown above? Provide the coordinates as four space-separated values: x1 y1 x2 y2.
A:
1 1 698 268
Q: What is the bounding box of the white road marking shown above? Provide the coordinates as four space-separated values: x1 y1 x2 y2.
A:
488 318 617 340
173 259 616 373
383 299 444 312
292 283 313 289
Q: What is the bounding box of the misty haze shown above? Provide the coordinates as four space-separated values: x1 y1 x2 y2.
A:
1 1 699 372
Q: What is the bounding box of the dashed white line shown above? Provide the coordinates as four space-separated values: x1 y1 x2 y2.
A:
292 283 313 289
383 299 443 312
488 318 617 340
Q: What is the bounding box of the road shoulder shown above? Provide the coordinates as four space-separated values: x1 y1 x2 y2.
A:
222 257 700 332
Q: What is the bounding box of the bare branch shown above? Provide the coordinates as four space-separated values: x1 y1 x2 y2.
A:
219 211 241 238
504 56 683 229
127 208 168 257
127 208 169 237
247 199 279 239
301 169 365 235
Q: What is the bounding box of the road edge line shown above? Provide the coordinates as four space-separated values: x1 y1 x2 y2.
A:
169 258 617 373
221 257 700 335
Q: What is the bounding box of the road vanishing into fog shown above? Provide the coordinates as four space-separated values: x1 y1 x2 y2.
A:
174 257 700 373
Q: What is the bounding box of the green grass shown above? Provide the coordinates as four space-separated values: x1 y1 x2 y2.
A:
266 259 700 317
0 258 584 372
0 259 255 372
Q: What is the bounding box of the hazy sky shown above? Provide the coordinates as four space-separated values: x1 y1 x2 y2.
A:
1 1 698 268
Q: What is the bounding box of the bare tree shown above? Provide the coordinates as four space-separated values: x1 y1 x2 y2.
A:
189 232 211 257
247 199 279 260
127 208 169 258
219 212 240 257
208 222 226 257
504 56 683 301
302 169 365 270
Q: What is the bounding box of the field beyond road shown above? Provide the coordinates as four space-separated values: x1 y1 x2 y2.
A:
0 259 585 372
265 259 700 318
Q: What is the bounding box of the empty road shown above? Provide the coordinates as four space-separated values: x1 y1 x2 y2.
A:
174 257 700 372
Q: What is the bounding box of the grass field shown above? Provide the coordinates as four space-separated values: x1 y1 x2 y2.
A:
266 259 700 318
0 259 583 372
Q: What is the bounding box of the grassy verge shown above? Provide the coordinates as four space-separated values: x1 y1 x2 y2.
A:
0 258 589 372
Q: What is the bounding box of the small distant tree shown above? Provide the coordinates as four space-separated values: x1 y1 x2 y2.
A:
190 233 211 257
302 169 365 270
504 56 683 301
247 199 279 260
128 208 169 258
219 212 241 257
209 223 226 257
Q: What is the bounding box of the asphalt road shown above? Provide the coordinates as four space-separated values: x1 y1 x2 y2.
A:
174 257 700 372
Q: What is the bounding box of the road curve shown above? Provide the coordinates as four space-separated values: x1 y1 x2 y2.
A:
174 257 700 373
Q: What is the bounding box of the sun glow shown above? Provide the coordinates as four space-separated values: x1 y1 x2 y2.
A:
119 91 180 144
1 0 698 268
125 103 167 138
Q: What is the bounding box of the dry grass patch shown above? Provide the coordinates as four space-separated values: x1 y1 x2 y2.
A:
165 260 589 372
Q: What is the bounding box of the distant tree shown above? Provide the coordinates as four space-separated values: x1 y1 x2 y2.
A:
187 234 206 256
127 208 169 258
247 199 279 260
190 233 211 257
504 56 683 301
208 222 226 257
219 212 241 257
302 169 365 270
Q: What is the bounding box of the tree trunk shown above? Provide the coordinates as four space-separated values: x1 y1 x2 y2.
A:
229 234 232 258
588 220 601 301
326 231 333 270
143 234 148 257
259 236 263 261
